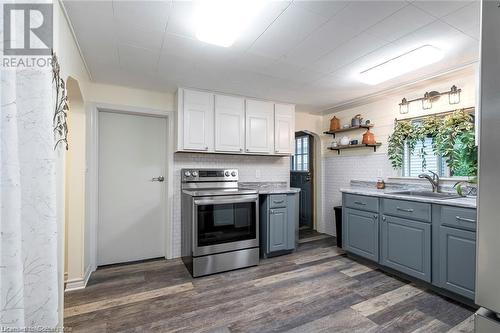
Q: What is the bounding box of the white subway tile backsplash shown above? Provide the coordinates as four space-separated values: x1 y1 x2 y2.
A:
319 154 397 236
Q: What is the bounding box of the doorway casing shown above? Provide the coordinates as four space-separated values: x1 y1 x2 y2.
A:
87 103 175 275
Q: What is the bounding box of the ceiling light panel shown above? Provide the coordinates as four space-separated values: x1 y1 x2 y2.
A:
358 45 444 85
194 0 266 47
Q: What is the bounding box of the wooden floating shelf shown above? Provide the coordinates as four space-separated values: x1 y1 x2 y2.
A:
323 125 374 138
328 143 382 155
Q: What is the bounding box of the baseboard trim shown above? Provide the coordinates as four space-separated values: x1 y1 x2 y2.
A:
65 265 92 292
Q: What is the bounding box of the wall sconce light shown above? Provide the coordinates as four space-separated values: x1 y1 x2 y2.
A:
399 98 409 114
449 85 461 104
422 92 432 110
399 85 462 114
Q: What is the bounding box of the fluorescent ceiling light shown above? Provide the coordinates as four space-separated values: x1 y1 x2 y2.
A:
194 0 265 47
358 45 444 85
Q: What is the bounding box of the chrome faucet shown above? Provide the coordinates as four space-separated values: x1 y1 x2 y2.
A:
418 171 440 193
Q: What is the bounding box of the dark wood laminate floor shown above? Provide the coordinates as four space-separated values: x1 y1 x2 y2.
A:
64 234 475 333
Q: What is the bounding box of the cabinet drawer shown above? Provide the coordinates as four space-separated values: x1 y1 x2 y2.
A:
383 199 431 222
440 206 477 231
344 194 379 212
269 194 287 208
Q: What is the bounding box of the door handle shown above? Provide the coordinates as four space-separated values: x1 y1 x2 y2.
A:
152 176 165 182
354 201 366 206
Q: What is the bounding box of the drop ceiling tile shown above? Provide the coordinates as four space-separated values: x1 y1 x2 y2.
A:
64 1 115 41
233 52 278 73
232 1 292 50
114 19 164 51
292 0 349 18
161 33 206 60
411 0 473 18
441 1 480 40
331 1 408 36
283 18 362 67
369 4 437 42
252 60 323 84
249 3 329 59
166 1 196 39
118 44 160 73
310 32 388 73
112 0 171 32
392 20 477 59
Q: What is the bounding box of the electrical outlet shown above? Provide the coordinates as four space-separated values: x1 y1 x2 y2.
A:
255 169 261 179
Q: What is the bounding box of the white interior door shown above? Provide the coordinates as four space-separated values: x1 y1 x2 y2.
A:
98 111 167 266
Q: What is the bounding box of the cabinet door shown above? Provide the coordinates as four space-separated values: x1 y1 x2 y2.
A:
214 94 245 152
245 99 274 154
343 208 379 262
183 89 214 151
269 208 287 252
381 215 431 282
439 226 476 299
274 104 295 154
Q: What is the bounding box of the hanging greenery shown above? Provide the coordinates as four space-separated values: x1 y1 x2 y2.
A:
434 110 477 176
387 120 418 169
388 110 477 176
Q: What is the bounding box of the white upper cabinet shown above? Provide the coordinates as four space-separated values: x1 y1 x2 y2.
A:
176 88 294 155
182 89 214 151
245 100 274 154
274 103 295 154
214 94 245 153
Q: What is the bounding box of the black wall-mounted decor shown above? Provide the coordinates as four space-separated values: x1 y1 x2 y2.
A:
52 52 69 150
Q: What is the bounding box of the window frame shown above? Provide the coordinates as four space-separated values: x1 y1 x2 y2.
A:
291 135 310 172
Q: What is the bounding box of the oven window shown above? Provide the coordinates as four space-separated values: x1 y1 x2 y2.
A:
197 202 256 247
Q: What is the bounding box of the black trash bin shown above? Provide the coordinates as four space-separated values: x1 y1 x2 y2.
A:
333 206 342 248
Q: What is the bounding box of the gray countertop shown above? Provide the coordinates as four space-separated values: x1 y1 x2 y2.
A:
340 186 476 208
239 182 301 194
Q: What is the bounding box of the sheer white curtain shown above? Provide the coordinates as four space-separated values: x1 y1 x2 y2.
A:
0 19 59 332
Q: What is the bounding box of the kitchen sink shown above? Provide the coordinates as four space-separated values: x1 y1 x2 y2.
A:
389 190 462 200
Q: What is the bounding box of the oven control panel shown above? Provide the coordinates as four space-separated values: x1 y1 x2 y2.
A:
181 168 238 182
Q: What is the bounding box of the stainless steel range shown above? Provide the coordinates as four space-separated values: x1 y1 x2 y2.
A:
181 168 259 277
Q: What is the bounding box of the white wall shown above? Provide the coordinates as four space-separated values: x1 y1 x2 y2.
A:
54 0 176 289
318 68 477 235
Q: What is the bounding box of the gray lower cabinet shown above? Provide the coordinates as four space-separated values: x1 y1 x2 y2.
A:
438 225 476 299
260 193 298 257
343 208 379 262
381 215 431 282
342 193 477 301
269 208 287 252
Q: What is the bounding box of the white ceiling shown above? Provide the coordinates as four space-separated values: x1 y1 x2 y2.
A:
63 0 480 112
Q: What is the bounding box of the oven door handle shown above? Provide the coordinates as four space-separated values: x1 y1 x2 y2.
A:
194 195 259 206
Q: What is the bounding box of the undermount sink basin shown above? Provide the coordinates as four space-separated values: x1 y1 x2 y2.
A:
389 190 462 200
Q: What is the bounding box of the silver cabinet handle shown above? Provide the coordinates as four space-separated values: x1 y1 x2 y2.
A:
382 216 386 221
456 216 476 223
373 215 378 219
397 207 414 212
354 201 366 206
152 176 165 182
273 200 285 204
